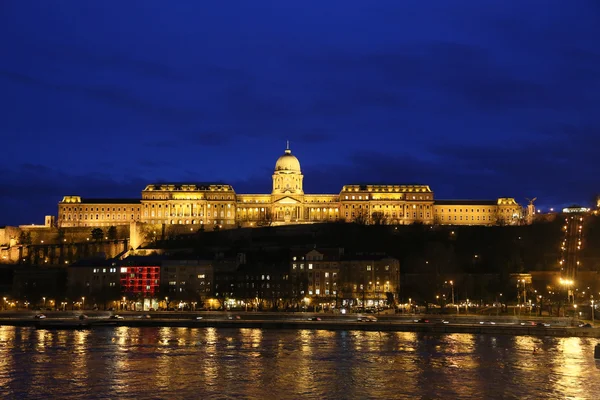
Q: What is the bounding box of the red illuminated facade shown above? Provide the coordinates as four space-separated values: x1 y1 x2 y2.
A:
119 265 160 296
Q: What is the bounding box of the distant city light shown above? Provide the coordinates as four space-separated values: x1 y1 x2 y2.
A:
563 207 590 213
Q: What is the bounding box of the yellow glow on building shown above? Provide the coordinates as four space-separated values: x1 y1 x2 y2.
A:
57 145 523 229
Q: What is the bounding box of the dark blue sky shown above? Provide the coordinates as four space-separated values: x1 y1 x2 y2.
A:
1 1 599 225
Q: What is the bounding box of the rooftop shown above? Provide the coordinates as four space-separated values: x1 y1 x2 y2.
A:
341 184 432 193
435 199 498 206
144 183 234 191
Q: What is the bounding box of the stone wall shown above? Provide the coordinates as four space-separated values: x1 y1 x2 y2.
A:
0 226 20 247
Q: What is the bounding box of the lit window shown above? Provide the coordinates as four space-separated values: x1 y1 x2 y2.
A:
308 264 313 269
120 267 127 273
367 265 372 271
198 274 205 279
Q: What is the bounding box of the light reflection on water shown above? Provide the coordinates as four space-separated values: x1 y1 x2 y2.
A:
0 326 599 399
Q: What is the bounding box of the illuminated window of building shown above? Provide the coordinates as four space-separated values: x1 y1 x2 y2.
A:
308 263 313 269
367 265 372 271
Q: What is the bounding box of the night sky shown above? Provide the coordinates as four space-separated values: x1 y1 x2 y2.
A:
1 1 599 226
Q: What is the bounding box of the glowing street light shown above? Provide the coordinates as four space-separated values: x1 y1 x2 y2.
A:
81 297 85 310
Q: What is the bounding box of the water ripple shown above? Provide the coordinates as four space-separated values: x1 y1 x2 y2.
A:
0 326 599 399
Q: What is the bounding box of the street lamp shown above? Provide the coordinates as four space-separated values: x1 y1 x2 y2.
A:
81 297 85 310
592 298 595 323
559 278 574 304
42 297 46 308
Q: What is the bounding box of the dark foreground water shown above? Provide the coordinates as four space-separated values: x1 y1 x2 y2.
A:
0 326 599 399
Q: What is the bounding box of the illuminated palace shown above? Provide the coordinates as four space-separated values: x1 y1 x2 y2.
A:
58 145 522 229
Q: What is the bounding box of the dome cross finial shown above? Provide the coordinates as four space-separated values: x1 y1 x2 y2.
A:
286 140 290 150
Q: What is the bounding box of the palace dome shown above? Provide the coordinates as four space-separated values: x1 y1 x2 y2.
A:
275 147 301 173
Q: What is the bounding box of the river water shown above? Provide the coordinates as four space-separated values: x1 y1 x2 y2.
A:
0 326 598 399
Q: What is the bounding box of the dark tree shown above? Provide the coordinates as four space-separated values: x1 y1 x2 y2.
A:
56 228 66 243
19 231 32 245
257 212 273 227
385 292 396 307
353 210 369 225
107 226 118 240
91 228 104 241
372 212 388 225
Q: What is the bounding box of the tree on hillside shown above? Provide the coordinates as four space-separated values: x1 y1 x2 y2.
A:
18 231 32 245
372 212 388 225
353 210 369 225
56 228 66 243
107 226 118 240
91 228 104 241
257 212 273 227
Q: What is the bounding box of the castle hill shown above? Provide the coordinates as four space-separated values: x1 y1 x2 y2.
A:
0 144 597 333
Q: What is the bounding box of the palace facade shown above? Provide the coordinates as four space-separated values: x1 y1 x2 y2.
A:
58 145 522 229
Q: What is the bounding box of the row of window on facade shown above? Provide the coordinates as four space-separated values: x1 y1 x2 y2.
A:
92 268 118 273
438 215 494 221
436 208 495 213
293 264 389 272
308 289 336 295
308 271 338 279
146 194 234 200
343 194 430 200
145 203 233 209
145 211 232 218
345 212 429 219
88 279 118 286
64 213 140 221
63 206 140 212
345 204 430 209
147 219 233 225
